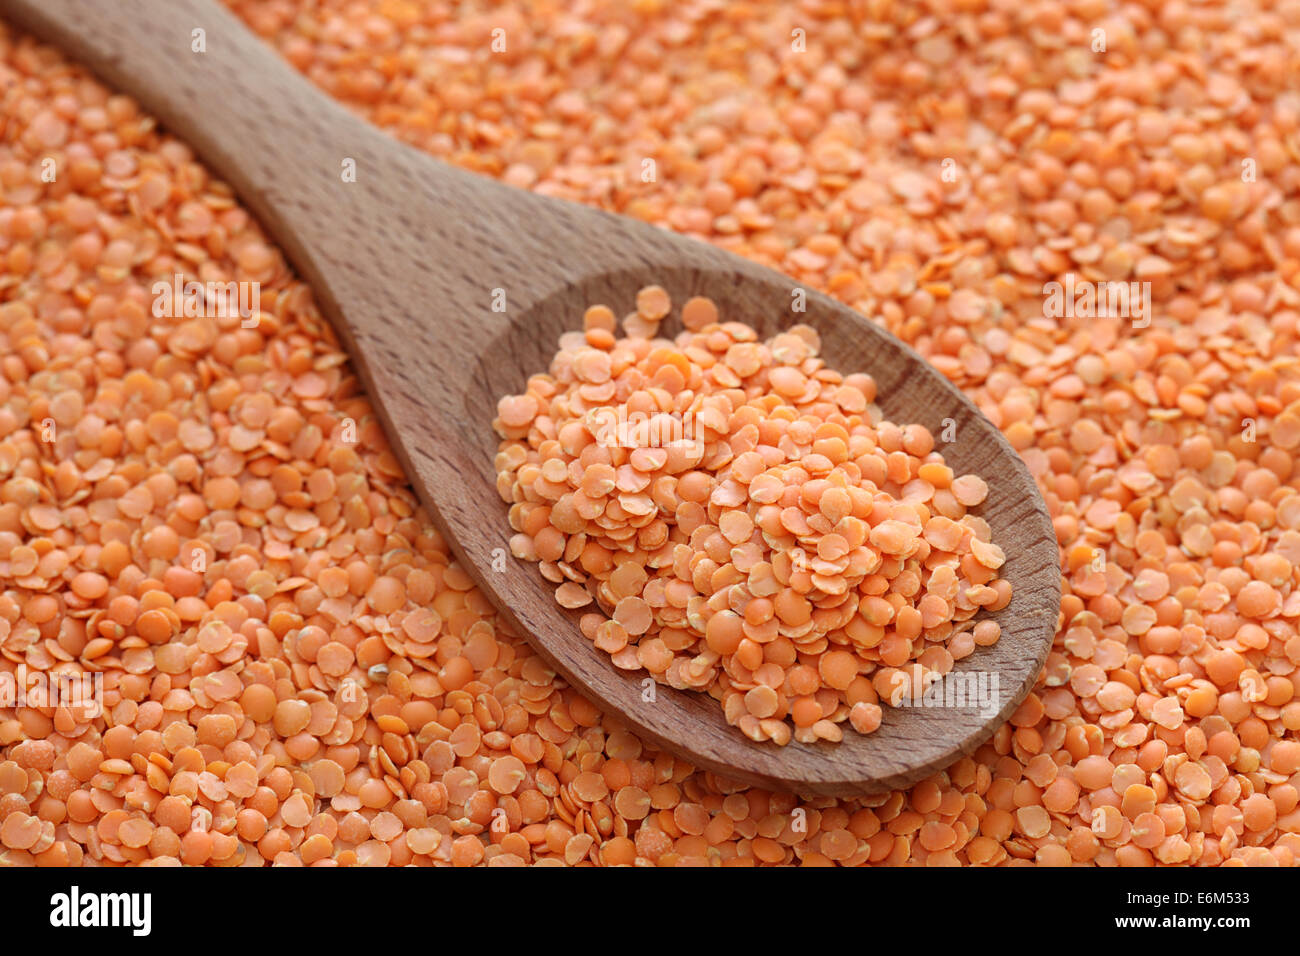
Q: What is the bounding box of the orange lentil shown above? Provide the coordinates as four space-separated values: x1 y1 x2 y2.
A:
495 287 1008 744
0 0 1293 870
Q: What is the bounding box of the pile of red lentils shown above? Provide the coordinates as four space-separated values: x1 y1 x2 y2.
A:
1 0 1297 865
493 290 1009 747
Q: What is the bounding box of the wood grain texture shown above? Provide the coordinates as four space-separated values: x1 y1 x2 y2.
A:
5 0 1061 795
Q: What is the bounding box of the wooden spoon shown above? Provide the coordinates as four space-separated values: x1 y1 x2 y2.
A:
6 0 1060 796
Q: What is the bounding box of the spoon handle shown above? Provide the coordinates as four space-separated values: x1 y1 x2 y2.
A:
1 0 554 401
1 0 670 363
1 0 393 252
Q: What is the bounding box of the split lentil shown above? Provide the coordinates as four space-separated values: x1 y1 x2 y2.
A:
493 288 1009 744
0 0 1297 867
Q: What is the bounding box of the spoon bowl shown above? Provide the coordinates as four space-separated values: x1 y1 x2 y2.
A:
5 0 1061 795
467 265 1061 794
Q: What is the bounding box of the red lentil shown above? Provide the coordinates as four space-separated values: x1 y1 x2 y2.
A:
496 290 1008 743
0 0 1294 867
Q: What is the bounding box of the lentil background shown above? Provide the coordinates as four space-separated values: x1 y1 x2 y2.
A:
1 0 1298 866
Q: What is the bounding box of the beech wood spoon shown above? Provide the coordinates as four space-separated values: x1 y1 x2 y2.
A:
3 0 1060 795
